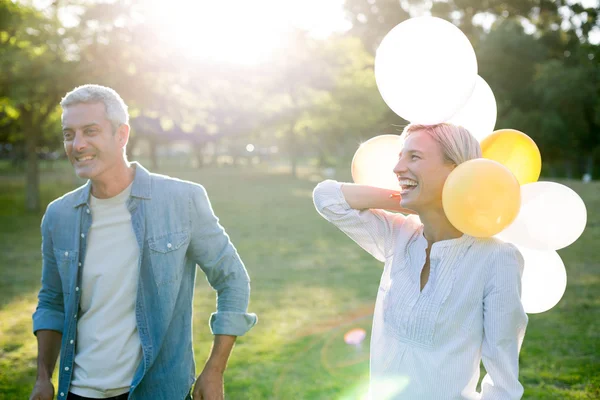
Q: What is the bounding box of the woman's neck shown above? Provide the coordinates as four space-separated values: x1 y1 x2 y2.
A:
418 207 464 244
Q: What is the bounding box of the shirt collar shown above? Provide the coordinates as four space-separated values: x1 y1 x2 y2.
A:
73 161 152 208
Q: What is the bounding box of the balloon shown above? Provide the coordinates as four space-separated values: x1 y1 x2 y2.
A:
481 129 542 185
442 159 520 237
446 75 497 141
351 134 403 190
374 16 477 124
517 246 567 314
496 182 587 250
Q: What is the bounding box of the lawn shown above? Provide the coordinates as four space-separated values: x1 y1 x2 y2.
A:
0 160 598 399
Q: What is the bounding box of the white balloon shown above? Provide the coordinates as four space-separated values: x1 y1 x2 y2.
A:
351 135 403 190
517 246 567 314
446 75 497 141
374 16 478 124
496 182 587 250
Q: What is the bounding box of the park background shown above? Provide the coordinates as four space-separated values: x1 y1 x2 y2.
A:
0 0 599 398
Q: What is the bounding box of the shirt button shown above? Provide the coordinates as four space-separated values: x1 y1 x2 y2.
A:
81 233 85 238
65 367 69 371
75 287 80 292
167 243 172 249
70 340 74 344
78 262 82 267
74 314 77 319
60 393 65 397
86 209 90 214
64 251 69 256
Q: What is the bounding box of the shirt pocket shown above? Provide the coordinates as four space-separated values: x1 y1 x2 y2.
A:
53 248 78 296
147 230 190 286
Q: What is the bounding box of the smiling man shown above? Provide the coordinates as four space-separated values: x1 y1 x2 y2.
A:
29 84 257 400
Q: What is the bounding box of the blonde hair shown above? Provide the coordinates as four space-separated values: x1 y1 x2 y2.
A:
400 123 481 165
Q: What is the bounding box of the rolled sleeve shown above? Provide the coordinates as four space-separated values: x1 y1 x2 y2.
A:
188 185 257 336
32 207 65 335
480 243 528 399
210 311 258 336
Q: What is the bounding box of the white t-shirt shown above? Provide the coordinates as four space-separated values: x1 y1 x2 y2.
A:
313 180 528 400
70 183 143 398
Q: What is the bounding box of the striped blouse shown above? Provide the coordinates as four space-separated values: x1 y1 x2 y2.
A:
313 180 528 400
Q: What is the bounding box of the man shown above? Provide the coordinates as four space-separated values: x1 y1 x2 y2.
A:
29 84 257 400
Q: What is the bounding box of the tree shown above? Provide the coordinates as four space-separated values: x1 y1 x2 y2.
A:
295 36 390 166
343 0 542 53
261 30 337 178
534 57 599 177
0 0 78 211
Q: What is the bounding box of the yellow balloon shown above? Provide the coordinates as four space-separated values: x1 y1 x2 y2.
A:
480 129 542 185
443 159 521 237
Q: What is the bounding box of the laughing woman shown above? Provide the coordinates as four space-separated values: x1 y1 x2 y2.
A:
313 123 527 400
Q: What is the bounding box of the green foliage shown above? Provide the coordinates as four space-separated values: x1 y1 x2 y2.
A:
1 0 599 209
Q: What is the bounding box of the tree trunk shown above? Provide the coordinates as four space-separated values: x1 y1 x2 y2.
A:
288 121 297 178
564 159 573 179
24 111 40 212
585 154 594 178
195 142 205 169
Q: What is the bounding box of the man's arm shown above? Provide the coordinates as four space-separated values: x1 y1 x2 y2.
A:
187 184 257 337
29 330 61 400
187 185 257 399
193 335 236 400
204 334 236 373
36 329 62 380
31 208 65 400
35 329 62 380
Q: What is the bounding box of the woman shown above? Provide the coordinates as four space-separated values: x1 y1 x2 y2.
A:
313 123 527 399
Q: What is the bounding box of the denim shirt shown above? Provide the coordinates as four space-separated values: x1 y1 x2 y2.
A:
32 162 257 400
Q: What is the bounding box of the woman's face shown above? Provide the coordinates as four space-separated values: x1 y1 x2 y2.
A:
393 130 456 212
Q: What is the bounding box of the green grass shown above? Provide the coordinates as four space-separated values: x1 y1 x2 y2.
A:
0 161 598 399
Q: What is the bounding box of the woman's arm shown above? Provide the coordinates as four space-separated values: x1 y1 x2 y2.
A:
341 183 416 214
480 244 528 399
313 180 412 262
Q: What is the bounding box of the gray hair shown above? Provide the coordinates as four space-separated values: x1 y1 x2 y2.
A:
60 84 129 131
400 123 482 165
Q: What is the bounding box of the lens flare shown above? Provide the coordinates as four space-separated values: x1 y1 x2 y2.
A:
344 328 367 345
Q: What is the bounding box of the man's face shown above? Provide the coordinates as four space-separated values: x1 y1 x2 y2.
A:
393 130 455 213
62 102 127 180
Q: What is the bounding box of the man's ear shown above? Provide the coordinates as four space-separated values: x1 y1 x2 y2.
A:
118 123 130 147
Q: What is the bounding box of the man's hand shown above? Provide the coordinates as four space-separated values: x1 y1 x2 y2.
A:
29 379 54 400
193 368 224 400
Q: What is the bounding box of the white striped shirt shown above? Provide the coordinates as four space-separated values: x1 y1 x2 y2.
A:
313 180 528 400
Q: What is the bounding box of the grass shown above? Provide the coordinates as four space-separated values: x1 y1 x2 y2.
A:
0 160 598 399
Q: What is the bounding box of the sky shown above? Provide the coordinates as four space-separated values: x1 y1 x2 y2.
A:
26 0 600 63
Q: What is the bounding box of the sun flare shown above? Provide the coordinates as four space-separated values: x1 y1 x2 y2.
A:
142 0 350 65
